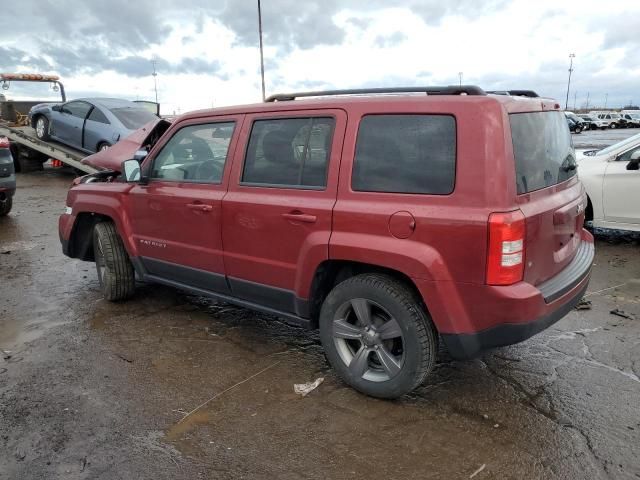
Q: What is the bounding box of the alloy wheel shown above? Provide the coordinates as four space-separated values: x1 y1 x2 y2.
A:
332 298 405 382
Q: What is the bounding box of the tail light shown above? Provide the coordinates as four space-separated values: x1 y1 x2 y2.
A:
0 137 10 148
487 210 526 285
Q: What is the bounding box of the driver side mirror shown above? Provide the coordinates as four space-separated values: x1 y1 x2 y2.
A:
122 159 141 182
52 105 62 112
627 151 640 171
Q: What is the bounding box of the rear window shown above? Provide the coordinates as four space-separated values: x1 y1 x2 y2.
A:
110 108 157 130
510 111 576 194
352 114 456 194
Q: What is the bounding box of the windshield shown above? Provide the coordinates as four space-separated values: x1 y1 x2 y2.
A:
109 107 157 130
596 132 640 156
510 111 576 194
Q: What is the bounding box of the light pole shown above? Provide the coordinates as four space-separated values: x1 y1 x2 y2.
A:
604 93 608 109
564 53 575 110
458 72 463 86
151 59 158 104
257 0 266 101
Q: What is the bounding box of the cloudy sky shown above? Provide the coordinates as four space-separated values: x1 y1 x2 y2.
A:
1 0 639 114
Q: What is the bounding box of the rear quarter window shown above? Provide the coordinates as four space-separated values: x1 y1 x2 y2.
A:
510 111 576 194
352 114 456 194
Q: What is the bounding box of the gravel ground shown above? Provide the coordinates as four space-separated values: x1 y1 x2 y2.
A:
0 168 639 480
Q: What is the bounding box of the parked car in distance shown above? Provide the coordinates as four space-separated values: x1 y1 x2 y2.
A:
28 98 159 154
578 114 607 130
589 111 623 129
620 113 640 128
0 136 16 216
565 111 586 131
566 116 583 134
578 132 640 232
59 86 594 399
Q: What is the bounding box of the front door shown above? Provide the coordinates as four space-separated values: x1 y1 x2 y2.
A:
222 110 346 314
128 117 241 294
603 146 640 225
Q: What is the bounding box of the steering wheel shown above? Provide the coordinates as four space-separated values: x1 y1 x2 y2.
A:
194 160 223 181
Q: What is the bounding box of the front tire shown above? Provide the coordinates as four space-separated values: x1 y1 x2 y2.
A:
0 196 12 217
35 116 51 141
93 222 135 301
97 142 110 152
319 273 437 399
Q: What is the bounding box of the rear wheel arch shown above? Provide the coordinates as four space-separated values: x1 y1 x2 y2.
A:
306 260 430 329
585 195 594 222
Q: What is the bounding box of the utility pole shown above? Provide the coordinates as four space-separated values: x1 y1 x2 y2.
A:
573 91 577 110
565 53 575 110
586 92 590 109
257 0 266 101
604 93 608 109
151 59 158 104
458 72 463 86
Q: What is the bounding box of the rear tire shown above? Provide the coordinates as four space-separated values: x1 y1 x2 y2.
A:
610 123 616 129
93 221 135 301
35 116 51 141
97 142 110 152
0 196 12 217
319 273 437 399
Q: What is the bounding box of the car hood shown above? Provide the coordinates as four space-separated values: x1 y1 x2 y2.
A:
82 118 171 172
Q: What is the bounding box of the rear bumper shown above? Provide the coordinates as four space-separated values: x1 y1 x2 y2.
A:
0 174 16 197
415 229 595 359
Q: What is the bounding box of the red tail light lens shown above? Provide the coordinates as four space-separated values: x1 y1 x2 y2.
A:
487 210 526 285
0 137 10 148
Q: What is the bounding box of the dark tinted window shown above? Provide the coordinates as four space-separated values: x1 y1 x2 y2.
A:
510 111 576 194
151 122 235 183
110 108 158 129
63 102 92 118
242 117 334 188
87 107 110 124
352 115 456 194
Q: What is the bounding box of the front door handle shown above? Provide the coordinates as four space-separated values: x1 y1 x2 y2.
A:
281 211 317 223
187 203 213 212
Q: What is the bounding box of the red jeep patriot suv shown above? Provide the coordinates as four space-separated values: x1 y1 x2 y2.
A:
60 86 594 398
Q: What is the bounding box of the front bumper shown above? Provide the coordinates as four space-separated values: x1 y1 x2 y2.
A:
415 230 595 360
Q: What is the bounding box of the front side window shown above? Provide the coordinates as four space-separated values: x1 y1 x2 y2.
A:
63 101 92 119
352 114 456 194
151 122 235 183
510 111 576 194
242 117 335 188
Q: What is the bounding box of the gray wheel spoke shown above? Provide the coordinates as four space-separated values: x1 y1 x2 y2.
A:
377 318 402 340
348 347 370 377
333 319 362 340
351 299 372 327
375 346 401 377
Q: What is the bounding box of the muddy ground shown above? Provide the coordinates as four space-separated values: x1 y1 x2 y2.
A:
0 169 639 480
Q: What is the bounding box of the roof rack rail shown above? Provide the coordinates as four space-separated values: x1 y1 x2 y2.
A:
265 85 487 102
487 90 539 98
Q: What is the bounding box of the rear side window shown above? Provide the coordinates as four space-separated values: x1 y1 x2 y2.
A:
352 115 456 194
88 107 110 124
510 111 576 194
242 117 335 188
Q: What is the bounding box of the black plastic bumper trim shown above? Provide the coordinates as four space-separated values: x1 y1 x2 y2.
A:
441 279 589 360
538 240 594 303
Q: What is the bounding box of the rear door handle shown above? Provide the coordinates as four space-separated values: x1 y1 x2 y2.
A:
281 211 317 223
187 203 213 212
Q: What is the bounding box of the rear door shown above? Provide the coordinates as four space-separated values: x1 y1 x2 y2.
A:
510 110 587 286
83 105 111 152
127 116 241 293
55 101 91 148
222 109 346 314
603 146 640 225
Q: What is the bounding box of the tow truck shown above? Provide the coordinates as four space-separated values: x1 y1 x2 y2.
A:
0 73 97 174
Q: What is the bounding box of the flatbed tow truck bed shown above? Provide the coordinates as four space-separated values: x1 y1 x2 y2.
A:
0 121 98 174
